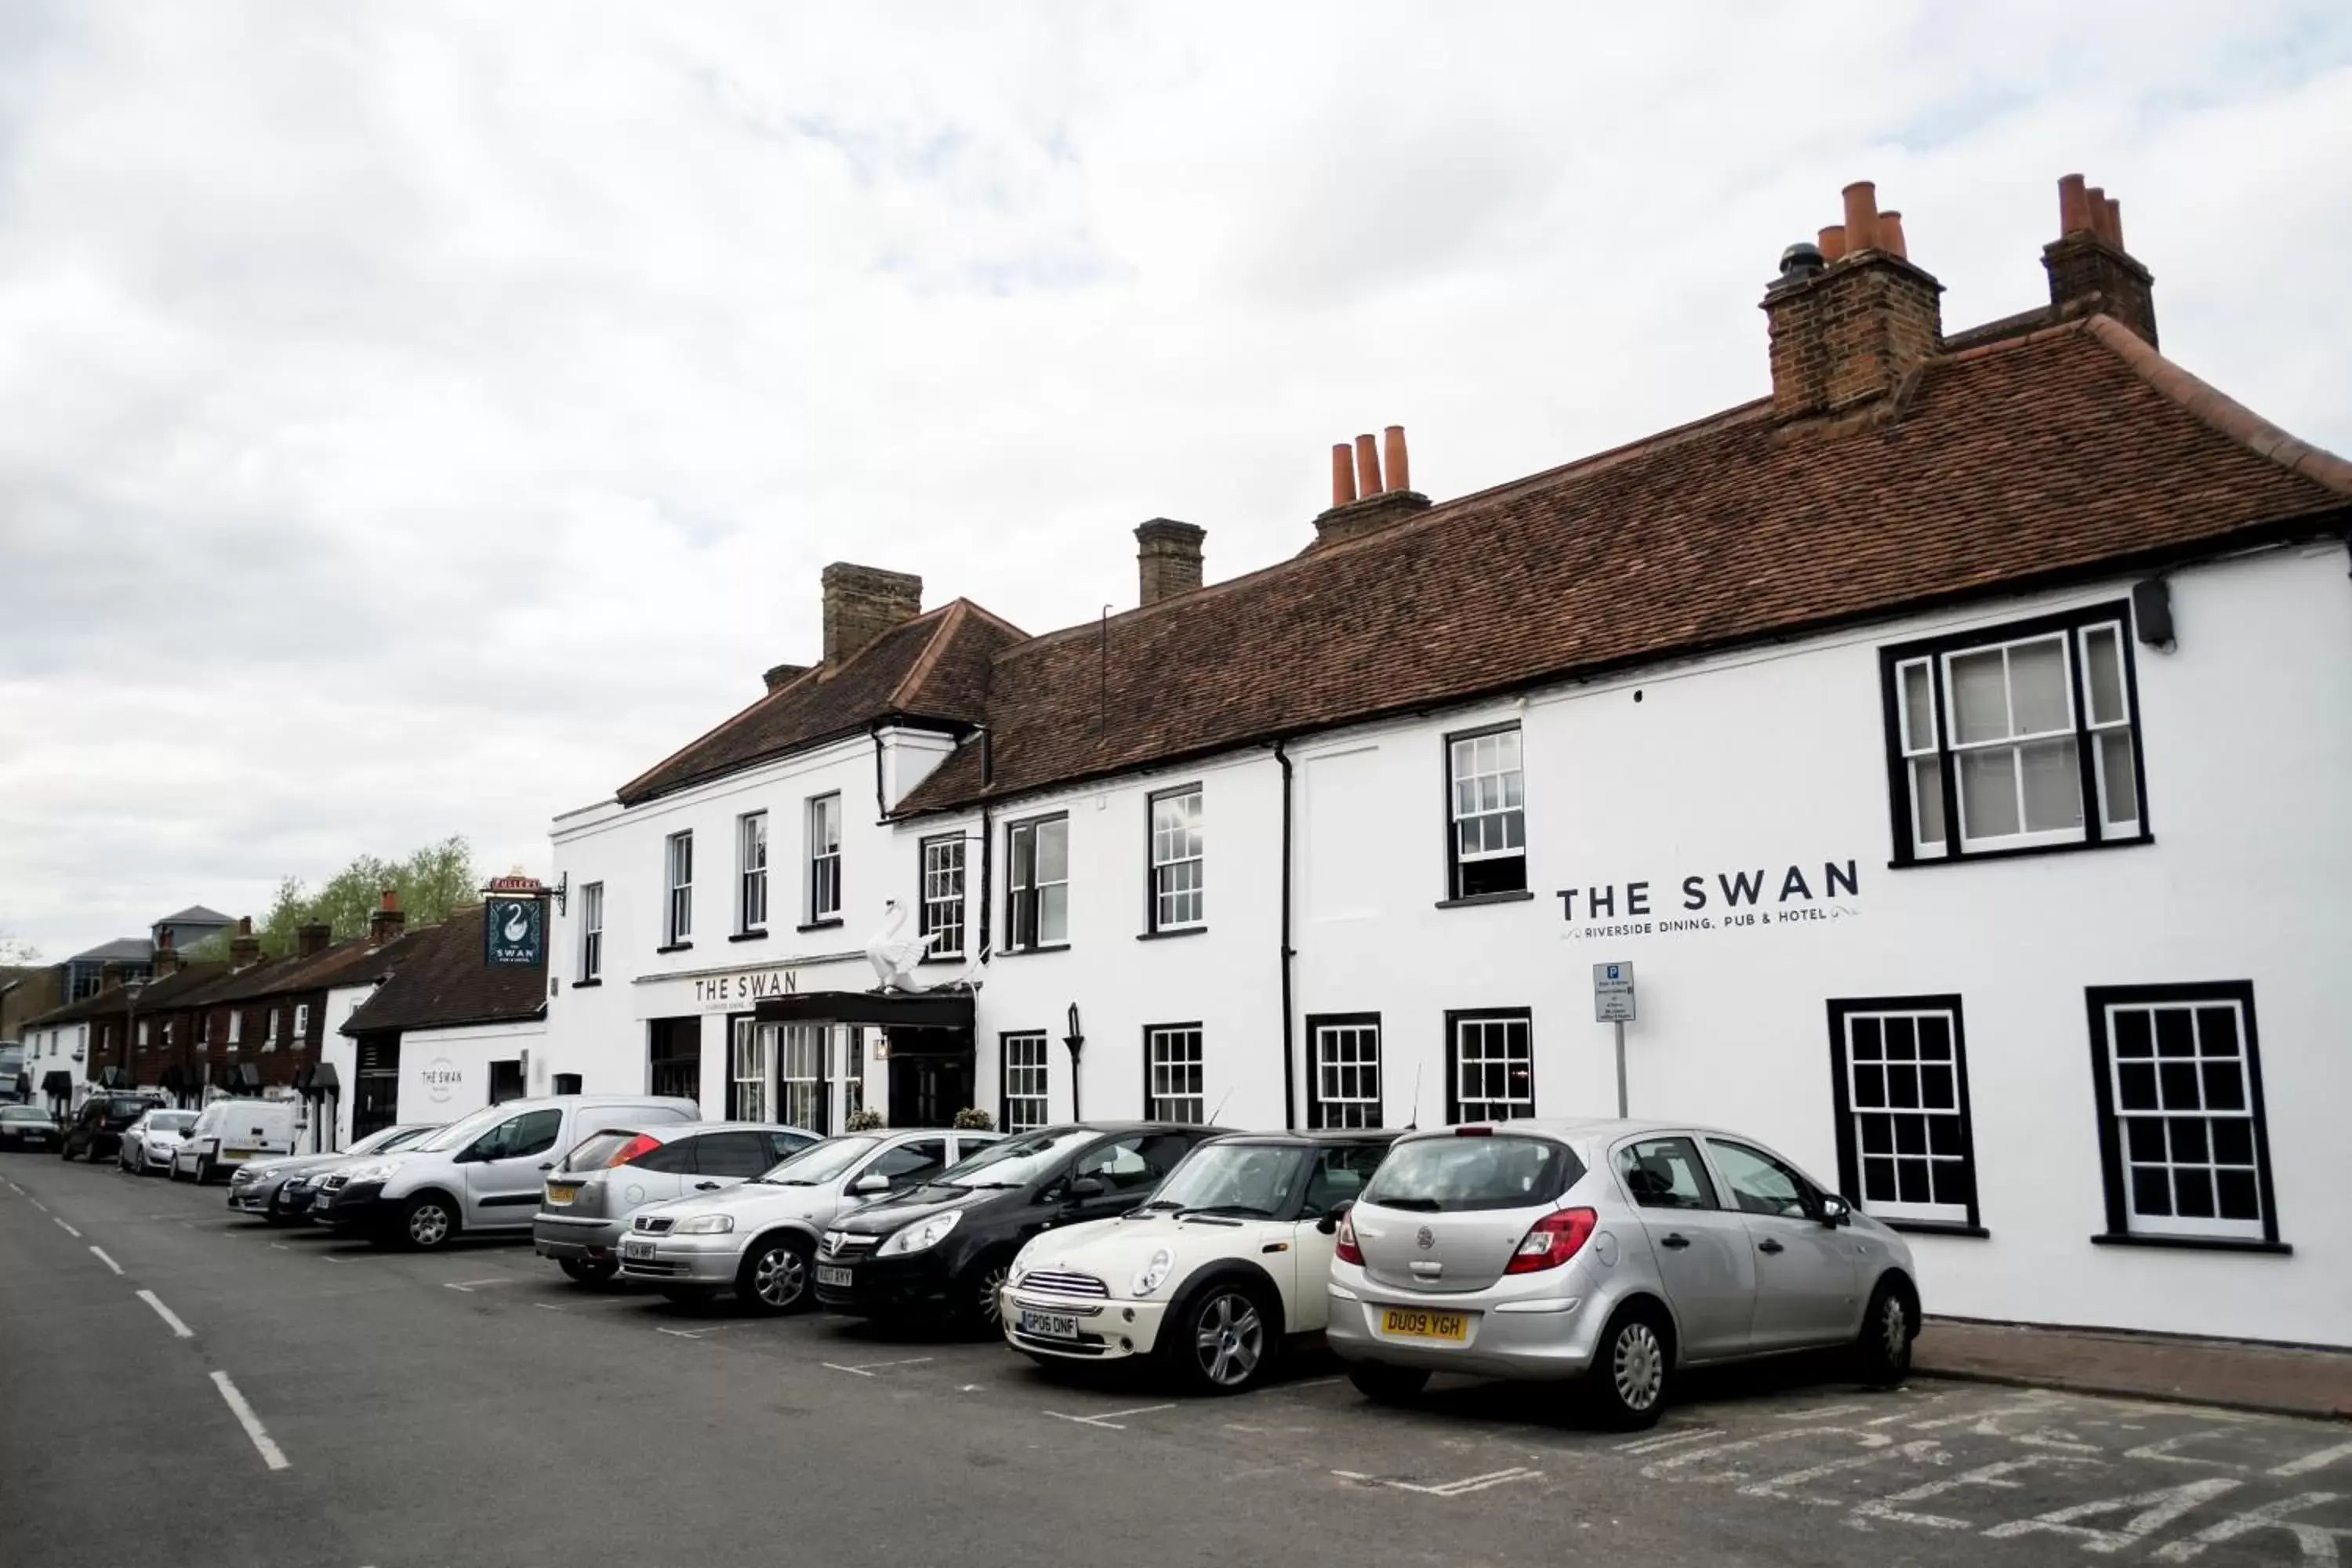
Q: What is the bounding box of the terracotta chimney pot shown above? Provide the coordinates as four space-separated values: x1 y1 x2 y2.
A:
1878 211 1908 260
1381 426 1409 494
1330 443 1356 508
1817 224 1847 263
1841 181 1880 253
2058 173 2092 237
1352 434 1381 499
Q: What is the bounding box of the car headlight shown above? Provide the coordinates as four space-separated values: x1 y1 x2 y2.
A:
878 1210 961 1256
342 1161 394 1183
673 1215 734 1235
1131 1247 1176 1297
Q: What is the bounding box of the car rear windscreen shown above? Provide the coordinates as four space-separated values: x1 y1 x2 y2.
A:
1360 1135 1583 1213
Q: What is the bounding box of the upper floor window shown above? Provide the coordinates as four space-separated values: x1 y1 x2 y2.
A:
919 835 966 959
227 1011 242 1047
1446 724 1526 899
1148 786 1204 932
137 1021 151 1047
664 830 694 946
807 794 841 924
1006 815 1068 952
1881 603 2147 865
579 881 604 981
264 1008 279 1046
162 1020 174 1047
738 811 769 934
293 1004 310 1042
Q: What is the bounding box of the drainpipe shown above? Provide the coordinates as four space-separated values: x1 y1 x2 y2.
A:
1276 740 1297 1130
869 723 889 822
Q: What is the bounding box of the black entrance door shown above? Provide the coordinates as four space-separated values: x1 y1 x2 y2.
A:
648 1018 702 1104
887 1053 974 1129
354 1034 401 1140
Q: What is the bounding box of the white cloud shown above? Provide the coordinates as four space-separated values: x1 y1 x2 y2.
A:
2 0 2347 958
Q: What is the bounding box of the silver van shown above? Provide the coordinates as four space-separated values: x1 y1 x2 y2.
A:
1326 1118 1918 1428
311 1094 699 1250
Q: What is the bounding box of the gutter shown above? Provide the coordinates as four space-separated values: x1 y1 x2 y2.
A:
1276 741 1297 1131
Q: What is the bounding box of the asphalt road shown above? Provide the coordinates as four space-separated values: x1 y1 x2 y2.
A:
3 1152 2348 1568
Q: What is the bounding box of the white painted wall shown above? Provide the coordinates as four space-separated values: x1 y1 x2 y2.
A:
392 1018 547 1127
544 543 2352 1348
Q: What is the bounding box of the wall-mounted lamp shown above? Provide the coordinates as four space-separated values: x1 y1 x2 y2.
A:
1062 1003 1085 1121
2132 577 2175 652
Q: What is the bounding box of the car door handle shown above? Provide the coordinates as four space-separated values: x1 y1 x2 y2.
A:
1758 1238 1785 1255
1660 1233 1692 1250
694 1181 720 1191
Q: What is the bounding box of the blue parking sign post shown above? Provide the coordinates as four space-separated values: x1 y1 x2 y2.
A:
1593 962 1635 1117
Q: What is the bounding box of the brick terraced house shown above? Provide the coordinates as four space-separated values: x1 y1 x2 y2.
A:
540 174 2351 1348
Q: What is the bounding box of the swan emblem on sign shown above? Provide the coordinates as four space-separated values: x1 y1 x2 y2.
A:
502 904 532 942
865 900 982 994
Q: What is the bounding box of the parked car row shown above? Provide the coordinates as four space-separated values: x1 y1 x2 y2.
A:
34 1094 310 1182
28 1090 1922 1428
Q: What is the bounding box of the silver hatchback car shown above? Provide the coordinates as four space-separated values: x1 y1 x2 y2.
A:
1327 1118 1918 1428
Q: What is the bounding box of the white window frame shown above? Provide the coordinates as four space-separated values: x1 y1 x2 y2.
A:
1448 1011 1533 1122
1148 785 1204 932
2078 622 2141 838
1000 1031 1049 1132
293 1004 310 1042
1145 1024 1204 1123
227 1011 241 1047
137 1021 151 1047
1446 724 1526 898
1309 1018 1381 1130
1830 1000 1976 1229
665 830 693 945
1005 815 1069 952
731 1018 768 1123
264 1008 278 1047
807 794 841 924
2092 987 2274 1245
738 811 768 934
779 1023 827 1134
1941 630 2082 852
919 835 966 959
579 881 604 981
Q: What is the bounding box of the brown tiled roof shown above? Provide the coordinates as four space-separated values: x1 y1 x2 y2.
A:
616 599 1027 806
20 964 229 1029
338 906 545 1036
900 314 2350 815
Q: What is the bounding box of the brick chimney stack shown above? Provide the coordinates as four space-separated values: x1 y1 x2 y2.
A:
100 960 122 990
1311 424 1431 550
1763 180 1944 421
2044 172 2157 347
368 889 405 949
229 916 261 970
153 929 180 978
296 921 332 958
761 662 810 694
1135 519 1206 606
820 564 923 669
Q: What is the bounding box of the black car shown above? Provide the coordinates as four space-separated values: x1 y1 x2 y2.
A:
60 1094 165 1163
814 1123 1221 1329
0 1105 62 1152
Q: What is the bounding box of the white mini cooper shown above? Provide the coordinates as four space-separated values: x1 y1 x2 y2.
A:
1000 1130 1396 1393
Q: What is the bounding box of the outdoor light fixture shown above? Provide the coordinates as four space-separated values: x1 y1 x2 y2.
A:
1062 1003 1085 1120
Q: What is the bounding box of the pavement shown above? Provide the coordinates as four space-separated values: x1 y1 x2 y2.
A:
1919 1319 2352 1422
5 1152 2351 1568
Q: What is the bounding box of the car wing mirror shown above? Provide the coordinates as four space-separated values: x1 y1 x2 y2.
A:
1818 1194 1852 1228
850 1173 890 1196
1314 1199 1353 1236
1065 1175 1108 1203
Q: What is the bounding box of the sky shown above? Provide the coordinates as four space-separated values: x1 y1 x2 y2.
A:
3 2 2348 964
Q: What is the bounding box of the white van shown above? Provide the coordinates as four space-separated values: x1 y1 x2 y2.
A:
172 1098 305 1184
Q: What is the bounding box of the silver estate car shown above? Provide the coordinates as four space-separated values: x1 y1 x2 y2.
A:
533 1121 818 1284
1327 1119 1918 1428
619 1127 1002 1312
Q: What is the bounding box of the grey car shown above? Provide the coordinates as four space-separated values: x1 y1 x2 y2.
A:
1326 1118 1918 1428
533 1121 818 1284
227 1123 438 1223
619 1127 1002 1312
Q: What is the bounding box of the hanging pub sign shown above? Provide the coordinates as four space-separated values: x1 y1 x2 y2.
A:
482 876 550 967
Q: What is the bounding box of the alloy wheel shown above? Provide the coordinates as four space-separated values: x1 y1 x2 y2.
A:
754 1245 806 1309
1878 1294 1909 1361
1612 1320 1665 1412
408 1203 450 1247
1193 1293 1265 1388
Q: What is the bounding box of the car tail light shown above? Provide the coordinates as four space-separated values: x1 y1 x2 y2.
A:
1334 1209 1363 1265
609 1134 662 1167
1504 1207 1597 1274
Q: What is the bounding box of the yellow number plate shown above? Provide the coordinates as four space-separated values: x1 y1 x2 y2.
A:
1381 1308 1471 1341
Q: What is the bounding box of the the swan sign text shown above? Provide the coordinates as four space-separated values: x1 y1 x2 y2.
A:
690 968 800 1008
1557 858 1862 942
484 896 546 967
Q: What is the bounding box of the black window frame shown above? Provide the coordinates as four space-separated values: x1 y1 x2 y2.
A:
1442 720 1529 902
1305 1012 1382 1130
999 1030 1049 1133
1444 1006 1534 1123
1004 812 1069 954
918 833 967 960
1826 994 1985 1237
1878 600 2152 869
1142 1022 1205 1123
1145 782 1205 935
2084 979 2287 1254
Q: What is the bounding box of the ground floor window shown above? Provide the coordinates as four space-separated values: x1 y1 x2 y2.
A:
779 1023 828 1134
731 1019 768 1123
1446 1009 1533 1122
1308 1014 1381 1129
1144 1024 1204 1123
1001 1033 1049 1132
488 1059 524 1105
839 1025 865 1127
1826 996 1980 1232
649 1017 702 1104
2086 981 2279 1247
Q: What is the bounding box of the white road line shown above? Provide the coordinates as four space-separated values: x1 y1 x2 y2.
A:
655 1321 760 1339
89 1246 124 1276
1401 1467 1544 1497
209 1371 290 1471
30 1198 48 1212
53 1216 82 1238
822 1356 936 1377
1617 1426 1723 1455
1777 1403 1871 1421
319 1254 347 1265
5 1180 21 1194
440 1277 524 1293
1043 1403 1174 1430
2271 1439 2352 1478
136 1290 194 1339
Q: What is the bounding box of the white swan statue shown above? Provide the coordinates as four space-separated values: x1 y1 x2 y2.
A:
864 900 982 994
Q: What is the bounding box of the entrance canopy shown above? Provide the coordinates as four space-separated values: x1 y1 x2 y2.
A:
751 989 974 1031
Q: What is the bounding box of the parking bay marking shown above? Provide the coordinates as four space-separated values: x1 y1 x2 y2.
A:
824 1357 936 1377
441 1276 530 1293
210 1370 291 1472
655 1321 763 1339
1044 1403 1176 1431
1333 1467 1545 1498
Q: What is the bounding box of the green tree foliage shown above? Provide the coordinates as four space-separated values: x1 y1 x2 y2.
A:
191 837 482 959
0 931 41 965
